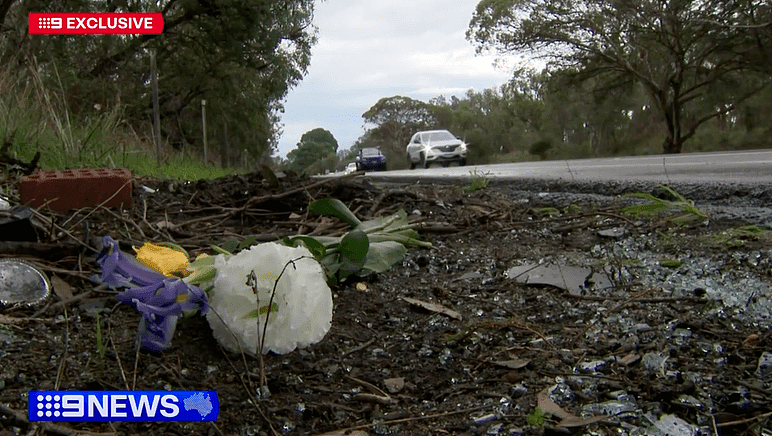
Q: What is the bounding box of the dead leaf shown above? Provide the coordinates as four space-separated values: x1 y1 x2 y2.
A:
0 314 23 325
352 393 398 405
259 163 280 187
383 377 404 393
356 282 368 292
401 297 462 320
617 352 640 366
537 388 609 428
50 275 74 300
492 359 530 369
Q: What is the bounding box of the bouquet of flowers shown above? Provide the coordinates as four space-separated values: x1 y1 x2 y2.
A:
95 236 333 355
95 197 429 355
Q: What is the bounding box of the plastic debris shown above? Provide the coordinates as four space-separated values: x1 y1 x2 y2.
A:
505 263 612 295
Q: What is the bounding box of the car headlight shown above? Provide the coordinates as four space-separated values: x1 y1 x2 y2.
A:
457 143 467 153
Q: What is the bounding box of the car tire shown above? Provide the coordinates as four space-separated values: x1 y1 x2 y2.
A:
459 158 467 166
408 155 416 170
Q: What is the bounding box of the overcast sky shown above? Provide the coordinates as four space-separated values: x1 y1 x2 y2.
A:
275 0 516 158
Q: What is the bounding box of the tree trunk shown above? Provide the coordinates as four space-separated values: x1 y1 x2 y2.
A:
662 135 682 154
221 121 230 168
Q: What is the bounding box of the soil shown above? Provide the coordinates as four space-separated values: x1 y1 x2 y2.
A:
1 171 772 436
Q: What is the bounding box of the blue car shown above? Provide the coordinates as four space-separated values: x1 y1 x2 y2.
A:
355 147 387 171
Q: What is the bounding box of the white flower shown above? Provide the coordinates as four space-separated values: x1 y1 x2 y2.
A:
205 242 333 355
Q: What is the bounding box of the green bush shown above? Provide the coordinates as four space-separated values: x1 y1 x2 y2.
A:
529 140 552 159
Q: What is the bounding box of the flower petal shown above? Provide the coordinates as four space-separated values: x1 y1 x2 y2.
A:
205 242 332 355
95 236 166 288
135 243 190 276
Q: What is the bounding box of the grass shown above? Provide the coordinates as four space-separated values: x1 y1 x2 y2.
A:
465 169 491 192
0 65 245 180
701 225 772 248
622 185 709 224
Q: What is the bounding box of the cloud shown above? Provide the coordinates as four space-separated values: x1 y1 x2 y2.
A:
276 0 513 158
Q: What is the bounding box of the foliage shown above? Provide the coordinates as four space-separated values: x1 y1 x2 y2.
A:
529 140 551 159
467 0 772 154
286 128 339 174
660 259 683 269
1 0 318 162
703 225 772 248
0 65 244 179
465 169 491 192
527 406 548 428
361 96 438 162
622 185 709 224
282 198 431 285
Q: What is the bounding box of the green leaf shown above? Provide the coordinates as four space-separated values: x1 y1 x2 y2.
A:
243 302 278 318
368 231 432 248
185 265 216 285
338 229 369 279
356 210 407 233
281 236 327 258
622 192 664 202
219 238 240 253
309 198 362 227
340 229 369 262
363 241 407 273
209 244 233 255
237 235 258 251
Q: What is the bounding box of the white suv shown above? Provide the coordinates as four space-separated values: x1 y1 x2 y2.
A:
406 130 467 169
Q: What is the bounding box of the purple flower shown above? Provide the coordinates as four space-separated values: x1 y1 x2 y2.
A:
95 236 208 352
95 236 166 288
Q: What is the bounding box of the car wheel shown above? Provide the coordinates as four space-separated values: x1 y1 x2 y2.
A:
459 158 467 166
408 155 416 170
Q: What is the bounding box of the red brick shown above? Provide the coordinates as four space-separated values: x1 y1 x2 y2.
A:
20 168 133 211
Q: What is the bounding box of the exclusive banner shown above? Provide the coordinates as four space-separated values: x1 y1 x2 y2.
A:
29 13 164 35
29 391 218 422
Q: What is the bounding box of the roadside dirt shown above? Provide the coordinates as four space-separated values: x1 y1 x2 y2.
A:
1 171 771 436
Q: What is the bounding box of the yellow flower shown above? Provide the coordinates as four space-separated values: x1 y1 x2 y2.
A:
134 243 190 277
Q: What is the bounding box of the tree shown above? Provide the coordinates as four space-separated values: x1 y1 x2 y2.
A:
1 0 317 161
286 128 338 174
468 0 771 154
362 96 437 159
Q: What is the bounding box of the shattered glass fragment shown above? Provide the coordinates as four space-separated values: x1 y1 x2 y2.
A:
548 380 574 405
438 348 452 366
495 397 512 417
757 351 772 379
471 413 498 426
486 423 503 435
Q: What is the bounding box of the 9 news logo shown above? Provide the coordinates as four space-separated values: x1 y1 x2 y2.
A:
29 391 218 422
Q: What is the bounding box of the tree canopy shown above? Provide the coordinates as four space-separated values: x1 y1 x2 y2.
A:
467 0 772 153
286 128 338 174
361 96 437 157
1 0 317 162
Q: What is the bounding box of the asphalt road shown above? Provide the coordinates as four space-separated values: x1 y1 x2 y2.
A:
367 149 772 184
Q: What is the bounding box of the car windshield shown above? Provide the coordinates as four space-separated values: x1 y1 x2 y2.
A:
361 148 381 156
421 131 455 142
